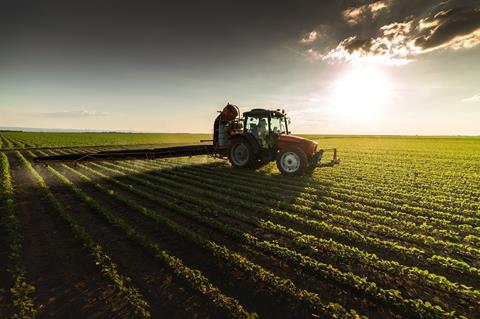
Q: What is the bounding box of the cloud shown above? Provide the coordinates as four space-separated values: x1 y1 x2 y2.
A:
342 0 392 25
298 25 338 59
414 5 480 51
299 25 334 45
323 21 417 65
39 110 112 118
462 93 480 102
302 1 480 65
300 31 318 43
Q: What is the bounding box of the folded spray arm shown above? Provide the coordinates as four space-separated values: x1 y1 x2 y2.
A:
312 148 340 168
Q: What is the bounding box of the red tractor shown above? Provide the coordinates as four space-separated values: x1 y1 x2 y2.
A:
34 103 339 176
214 104 339 176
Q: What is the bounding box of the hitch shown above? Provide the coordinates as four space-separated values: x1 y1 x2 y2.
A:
312 148 340 168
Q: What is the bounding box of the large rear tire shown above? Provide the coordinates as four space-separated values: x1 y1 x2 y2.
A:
228 138 256 169
276 147 308 176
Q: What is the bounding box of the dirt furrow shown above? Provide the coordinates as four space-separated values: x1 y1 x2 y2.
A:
8 152 129 319
32 161 226 319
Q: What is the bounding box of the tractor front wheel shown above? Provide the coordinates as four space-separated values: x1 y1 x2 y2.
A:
276 147 308 176
228 139 256 169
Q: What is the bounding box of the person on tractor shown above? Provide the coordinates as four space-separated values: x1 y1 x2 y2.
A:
257 118 268 147
257 118 267 137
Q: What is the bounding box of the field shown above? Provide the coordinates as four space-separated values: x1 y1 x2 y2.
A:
1 132 479 319
0 131 211 149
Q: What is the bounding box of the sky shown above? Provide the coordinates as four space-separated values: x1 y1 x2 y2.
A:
1 0 479 135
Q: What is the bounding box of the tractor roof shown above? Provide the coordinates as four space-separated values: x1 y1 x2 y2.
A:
243 108 285 118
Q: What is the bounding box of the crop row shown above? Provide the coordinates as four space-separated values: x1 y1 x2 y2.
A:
109 161 479 292
108 160 480 271
248 163 480 223
19 151 152 318
79 161 471 318
80 142 475 210
33 150 259 319
0 152 36 319
154 158 480 235
321 171 477 212
307 159 477 212
192 163 478 240
8 138 26 149
224 150 478 210
333 147 477 164
206 160 480 233
131 160 478 244
155 159 480 229
318 159 479 206
1 131 213 149
100 159 480 282
42 159 362 319
339 151 479 170
0 136 14 149
89 161 480 309
319 170 479 216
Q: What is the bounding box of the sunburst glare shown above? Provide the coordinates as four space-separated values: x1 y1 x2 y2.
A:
331 66 392 121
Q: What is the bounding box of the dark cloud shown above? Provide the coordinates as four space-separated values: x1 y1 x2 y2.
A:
1 1 478 70
340 37 375 53
303 0 480 65
341 0 393 26
415 4 480 50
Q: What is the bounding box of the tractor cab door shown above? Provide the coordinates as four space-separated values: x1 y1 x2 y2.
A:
244 115 271 149
268 115 287 148
244 115 285 149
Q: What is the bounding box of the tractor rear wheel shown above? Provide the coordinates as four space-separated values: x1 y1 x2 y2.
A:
276 147 308 176
228 139 256 169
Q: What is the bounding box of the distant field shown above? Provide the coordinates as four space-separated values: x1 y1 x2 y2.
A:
0 131 211 148
0 133 479 318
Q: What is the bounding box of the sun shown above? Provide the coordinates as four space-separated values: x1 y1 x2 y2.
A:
331 67 391 121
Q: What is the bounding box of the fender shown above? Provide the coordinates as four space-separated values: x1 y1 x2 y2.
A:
277 134 317 155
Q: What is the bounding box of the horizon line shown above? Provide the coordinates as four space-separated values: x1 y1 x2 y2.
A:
1 126 479 137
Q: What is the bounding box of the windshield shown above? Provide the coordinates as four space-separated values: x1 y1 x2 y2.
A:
245 116 268 135
270 117 286 134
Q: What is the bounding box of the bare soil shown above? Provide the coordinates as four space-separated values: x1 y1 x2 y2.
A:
8 152 129 319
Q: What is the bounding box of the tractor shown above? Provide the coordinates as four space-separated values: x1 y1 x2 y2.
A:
213 104 339 176
34 103 339 176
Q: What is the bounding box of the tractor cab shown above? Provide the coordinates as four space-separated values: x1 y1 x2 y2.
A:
243 109 288 149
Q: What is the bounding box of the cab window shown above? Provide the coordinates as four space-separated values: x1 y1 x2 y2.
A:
245 116 269 136
270 117 286 134
245 116 259 134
